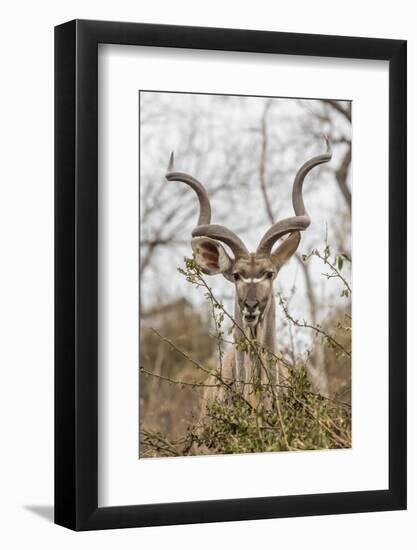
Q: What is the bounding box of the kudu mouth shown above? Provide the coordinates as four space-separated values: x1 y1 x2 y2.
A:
241 300 265 326
243 312 260 326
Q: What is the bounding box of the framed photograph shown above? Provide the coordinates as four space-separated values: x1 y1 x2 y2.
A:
55 19 406 530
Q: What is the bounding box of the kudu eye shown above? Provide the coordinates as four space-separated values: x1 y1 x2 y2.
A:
266 272 274 279
233 273 240 281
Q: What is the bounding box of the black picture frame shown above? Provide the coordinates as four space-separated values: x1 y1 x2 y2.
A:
55 19 407 531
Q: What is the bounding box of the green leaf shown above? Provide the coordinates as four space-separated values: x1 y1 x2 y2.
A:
338 255 343 271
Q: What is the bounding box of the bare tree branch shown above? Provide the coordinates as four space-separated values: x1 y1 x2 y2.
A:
335 144 352 209
321 99 352 122
259 100 275 223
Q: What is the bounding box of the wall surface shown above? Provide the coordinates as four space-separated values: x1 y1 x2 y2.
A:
0 1 414 548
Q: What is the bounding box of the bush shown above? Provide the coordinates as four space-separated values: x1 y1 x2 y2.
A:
140 252 351 458
195 366 350 454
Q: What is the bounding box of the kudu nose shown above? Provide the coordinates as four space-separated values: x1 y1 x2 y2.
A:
244 299 259 311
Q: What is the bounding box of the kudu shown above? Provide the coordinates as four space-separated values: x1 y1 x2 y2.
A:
166 139 332 409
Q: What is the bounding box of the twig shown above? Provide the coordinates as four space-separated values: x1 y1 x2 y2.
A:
279 294 351 358
140 430 183 457
150 327 265 418
140 365 219 388
313 249 352 294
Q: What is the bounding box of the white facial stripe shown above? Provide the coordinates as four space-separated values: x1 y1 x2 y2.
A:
241 276 264 283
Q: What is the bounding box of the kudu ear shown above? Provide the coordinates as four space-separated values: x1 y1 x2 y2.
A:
191 237 233 278
272 231 301 267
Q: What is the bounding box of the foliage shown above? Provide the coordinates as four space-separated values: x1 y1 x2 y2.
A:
193 366 351 455
140 248 351 457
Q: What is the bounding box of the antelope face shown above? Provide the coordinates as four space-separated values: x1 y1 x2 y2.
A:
232 255 277 326
192 232 301 327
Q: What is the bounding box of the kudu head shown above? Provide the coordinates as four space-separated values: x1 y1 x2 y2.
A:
166 139 332 327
